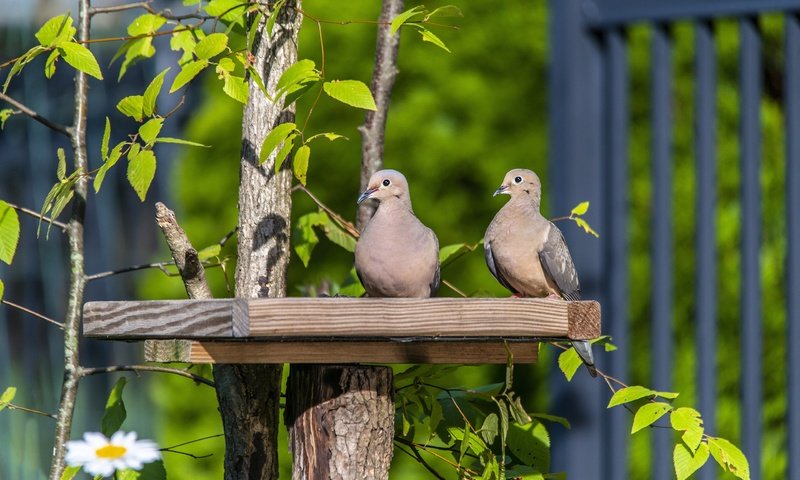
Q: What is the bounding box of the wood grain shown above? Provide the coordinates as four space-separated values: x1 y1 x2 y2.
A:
183 340 538 364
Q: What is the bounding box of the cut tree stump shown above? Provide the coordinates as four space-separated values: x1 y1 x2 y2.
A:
82 298 601 364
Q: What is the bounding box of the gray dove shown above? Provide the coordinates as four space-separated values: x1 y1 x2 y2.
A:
355 169 440 298
484 168 596 377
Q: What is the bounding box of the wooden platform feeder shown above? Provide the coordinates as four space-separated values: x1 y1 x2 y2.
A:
82 298 601 364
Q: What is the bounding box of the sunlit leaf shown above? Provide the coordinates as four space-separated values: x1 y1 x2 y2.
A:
127 13 166 36
480 412 499 445
205 0 247 25
58 41 103 80
154 137 209 147
116 95 144 122
631 402 672 434
530 413 571 430
56 148 66 181
44 50 60 79
36 14 75 46
259 123 296 165
94 142 125 193
674 442 710 480
0 386 16 411
439 242 477 269
265 0 286 35
306 132 347 143
0 109 14 129
127 150 157 201
570 201 589 216
708 437 750 480
198 244 221 260
573 217 599 238
170 60 209 93
607 385 657 408
557 346 582 381
138 118 164 145
0 279 4 301
0 201 20 265
101 117 111 160
419 27 451 53
507 420 550 472
424 5 463 20
293 145 310 186
222 74 248 104
101 377 127 436
390 6 426 34
3 46 47 93
195 32 228 59
143 67 170 117
323 80 377 111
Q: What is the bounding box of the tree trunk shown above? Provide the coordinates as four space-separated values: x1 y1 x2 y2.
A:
285 366 394 480
214 3 301 479
286 2 403 479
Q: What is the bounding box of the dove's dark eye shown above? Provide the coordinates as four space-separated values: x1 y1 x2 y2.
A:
382 179 391 187
514 176 523 184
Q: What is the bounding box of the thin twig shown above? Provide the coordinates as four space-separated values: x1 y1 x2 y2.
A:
0 92 70 137
89 1 151 15
442 279 467 298
5 202 68 231
162 95 186 119
1 299 64 329
79 365 215 388
217 226 238 248
160 448 213 459
161 433 224 451
293 184 360 238
6 403 57 419
395 442 447 480
85 260 223 281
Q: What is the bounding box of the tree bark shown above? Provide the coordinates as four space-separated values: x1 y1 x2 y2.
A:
214 3 301 479
285 366 394 480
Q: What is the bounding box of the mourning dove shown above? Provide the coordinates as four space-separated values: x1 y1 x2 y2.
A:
355 169 440 298
484 168 596 377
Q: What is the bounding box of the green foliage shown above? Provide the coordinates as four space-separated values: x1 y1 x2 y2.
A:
0 108 13 129
60 465 81 480
0 201 20 265
390 5 461 53
0 386 16 411
101 377 128 436
143 68 170 117
322 80 377 111
127 150 157 201
57 41 103 80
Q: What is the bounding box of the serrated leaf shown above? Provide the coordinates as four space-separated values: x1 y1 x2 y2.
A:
424 5 463 20
419 27 451 53
323 80 377 111
217 57 235 73
573 217 600 238
481 413 499 445
127 150 156 201
170 29 198 63
117 96 144 122
631 402 672 434
127 13 166 36
58 41 103 80
36 14 75 46
195 32 228 59
0 386 16 411
94 142 124 193
143 68 170 117
0 201 20 265
44 50 60 79
154 137 209 147
557 346 582 381
138 118 164 145
198 244 221 260
683 428 704 453
101 117 111 160
571 201 590 216
56 148 66 181
0 109 14 129
170 60 209 93
608 385 657 408
674 442 710 480
671 407 703 432
708 437 750 480
222 74 248 104
101 377 127 436
259 123 296 165
127 142 141 161
391 6 426 34
293 145 310 186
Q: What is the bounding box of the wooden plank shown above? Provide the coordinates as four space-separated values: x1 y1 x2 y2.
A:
180 341 538 364
247 298 600 340
83 299 249 338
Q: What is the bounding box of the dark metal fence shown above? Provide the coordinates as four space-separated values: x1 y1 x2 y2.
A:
549 1 800 479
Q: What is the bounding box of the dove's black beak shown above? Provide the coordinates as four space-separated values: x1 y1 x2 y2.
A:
493 185 509 197
357 187 378 204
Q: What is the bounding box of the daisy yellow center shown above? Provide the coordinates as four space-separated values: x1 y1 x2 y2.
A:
95 444 127 459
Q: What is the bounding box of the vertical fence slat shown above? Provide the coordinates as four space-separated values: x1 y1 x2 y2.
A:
786 13 800 480
650 22 674 480
694 19 718 480
603 26 629 480
739 16 763 478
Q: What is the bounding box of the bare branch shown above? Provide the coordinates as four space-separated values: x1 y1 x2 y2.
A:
155 202 213 299
5 202 68 232
89 1 151 15
79 365 215 388
6 403 57 419
1 299 64 329
0 92 70 137
86 261 174 281
161 433 224 451
442 279 468 298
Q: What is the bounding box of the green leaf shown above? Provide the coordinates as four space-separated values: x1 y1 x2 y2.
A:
127 13 166 36
293 211 325 267
36 14 75 46
0 109 14 129
419 27 451 53
170 29 198 63
94 142 125 193
530 413 571 430
391 5 426 34
631 402 672 434
60 465 81 480
683 428 704 454
143 68 170 117
101 117 111 160
321 218 357 252
276 59 319 98
222 74 248 104
459 422 470 461
480 412 499 445
138 118 164 145
306 132 347 143
115 37 156 80
510 395 532 424
0 201 20 265
674 442 710 480
128 142 141 161
170 60 209 93
274 134 297 172
708 437 750 480
198 244 221 260
154 137 209 147
656 390 680 399
607 385 657 408
205 0 247 25
557 346 582 381
259 122 297 165
56 148 66 181
217 57 235 73
424 5 463 20
265 0 287 35
323 80 377 111
507 420 550 472
573 217 600 238
570 201 590 216
195 32 228 59
3 46 47 93
0 386 16 411
293 145 310 186
101 377 127 436
44 50 60 79
439 242 477 269
127 150 157 201
58 41 103 80
671 407 703 432
0 279 4 301
117 96 144 122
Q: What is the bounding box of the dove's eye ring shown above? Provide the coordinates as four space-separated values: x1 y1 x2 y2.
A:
382 179 391 187
514 176 523 184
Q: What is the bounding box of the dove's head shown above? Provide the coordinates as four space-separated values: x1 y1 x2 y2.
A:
358 169 411 206
493 168 542 207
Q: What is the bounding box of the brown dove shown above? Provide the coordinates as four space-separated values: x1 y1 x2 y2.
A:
484 168 596 376
355 169 440 298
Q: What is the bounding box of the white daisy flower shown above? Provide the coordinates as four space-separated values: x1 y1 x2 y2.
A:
65 431 161 478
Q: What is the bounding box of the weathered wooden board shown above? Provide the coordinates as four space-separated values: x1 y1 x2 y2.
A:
83 298 600 340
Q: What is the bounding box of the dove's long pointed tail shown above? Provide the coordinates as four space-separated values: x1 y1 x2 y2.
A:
573 340 597 377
